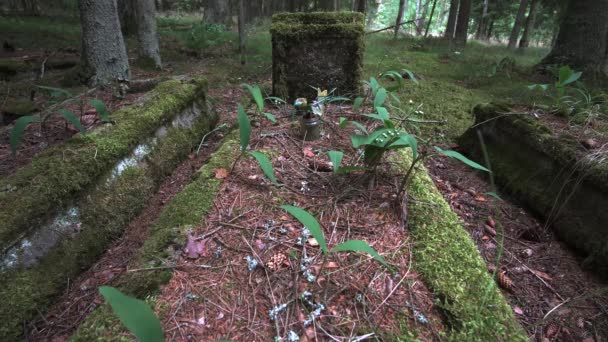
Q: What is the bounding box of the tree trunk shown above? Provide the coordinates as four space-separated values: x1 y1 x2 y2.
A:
238 0 246 65
507 0 529 49
518 0 538 48
438 0 448 28
79 0 130 87
117 0 137 36
20 0 40 15
135 0 161 69
453 0 470 45
485 19 494 41
424 0 438 37
394 0 407 38
474 0 488 40
542 0 608 76
444 0 458 39
355 0 366 13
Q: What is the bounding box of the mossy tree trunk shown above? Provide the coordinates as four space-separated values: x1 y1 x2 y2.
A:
541 0 608 77
78 0 130 87
453 0 470 45
394 0 407 38
135 0 162 69
518 0 539 48
355 0 366 13
507 0 529 49
444 0 458 39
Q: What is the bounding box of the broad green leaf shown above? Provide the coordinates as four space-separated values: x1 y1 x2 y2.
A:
380 70 404 92
280 205 327 254
262 112 277 124
389 133 418 159
389 92 401 104
401 69 419 84
249 151 278 185
331 240 388 268
528 84 548 91
376 107 390 120
57 109 85 133
563 71 582 86
353 97 364 110
350 121 368 134
328 150 343 174
373 88 387 109
89 99 110 122
37 85 72 98
10 116 41 154
242 83 264 112
486 192 503 201
369 77 380 96
237 104 251 151
351 128 390 148
339 117 348 128
558 66 572 85
434 147 490 172
99 286 164 342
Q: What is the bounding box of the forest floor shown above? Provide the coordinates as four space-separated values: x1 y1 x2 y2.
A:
1 15 607 341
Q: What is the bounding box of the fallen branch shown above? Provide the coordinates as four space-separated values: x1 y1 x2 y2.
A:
366 20 416 35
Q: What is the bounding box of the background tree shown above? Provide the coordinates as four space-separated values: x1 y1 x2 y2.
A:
78 0 130 86
541 0 608 77
444 0 458 39
238 0 246 65
394 0 407 38
518 0 539 48
454 0 471 45
135 0 162 69
507 0 529 48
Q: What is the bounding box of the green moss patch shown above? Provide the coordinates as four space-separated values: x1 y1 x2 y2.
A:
392 150 526 340
71 131 240 341
0 78 208 254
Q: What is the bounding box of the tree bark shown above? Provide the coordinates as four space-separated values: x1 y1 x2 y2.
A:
394 0 407 38
355 0 366 13
238 0 246 65
424 0 438 37
474 0 488 40
453 0 470 45
507 0 529 48
518 0 538 48
79 0 130 87
444 0 458 39
135 0 161 69
542 0 608 77
117 0 137 36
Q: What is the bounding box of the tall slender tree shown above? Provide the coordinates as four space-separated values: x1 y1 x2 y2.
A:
453 0 471 45
541 0 608 77
394 0 408 39
444 0 458 39
238 0 246 65
507 0 529 48
78 0 130 86
135 0 161 69
474 0 488 40
518 0 539 48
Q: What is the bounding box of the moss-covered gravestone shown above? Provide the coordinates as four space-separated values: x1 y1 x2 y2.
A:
271 12 365 101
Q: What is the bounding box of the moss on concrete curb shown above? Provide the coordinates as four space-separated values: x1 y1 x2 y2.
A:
392 150 527 341
0 89 218 340
0 78 207 254
71 131 240 341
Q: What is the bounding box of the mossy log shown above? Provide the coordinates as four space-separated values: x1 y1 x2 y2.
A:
71 131 241 341
271 12 365 102
391 150 527 341
0 78 218 340
459 103 608 275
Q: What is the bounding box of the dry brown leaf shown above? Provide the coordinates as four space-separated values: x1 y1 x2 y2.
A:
214 168 228 179
307 238 319 247
326 261 339 269
484 224 497 237
487 217 496 228
513 306 524 315
475 195 486 202
303 147 314 157
531 269 553 281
